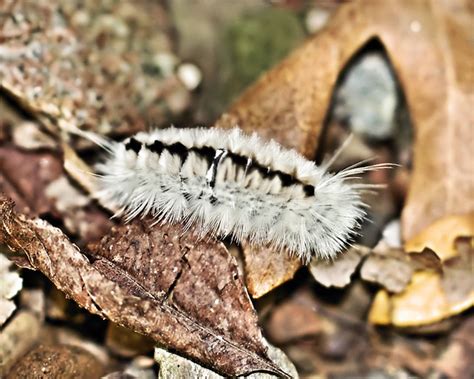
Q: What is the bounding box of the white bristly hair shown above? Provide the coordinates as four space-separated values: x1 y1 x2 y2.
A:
93 127 389 263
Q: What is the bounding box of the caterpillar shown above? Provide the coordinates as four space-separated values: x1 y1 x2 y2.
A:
89 127 386 263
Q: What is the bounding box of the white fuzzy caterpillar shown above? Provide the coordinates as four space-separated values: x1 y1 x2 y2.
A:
91 127 385 263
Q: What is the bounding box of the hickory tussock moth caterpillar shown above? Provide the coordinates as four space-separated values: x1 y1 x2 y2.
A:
86 127 387 263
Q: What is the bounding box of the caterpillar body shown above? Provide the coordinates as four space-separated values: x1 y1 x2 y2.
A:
93 127 381 263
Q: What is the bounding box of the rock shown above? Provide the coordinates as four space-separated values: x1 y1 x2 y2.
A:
6 344 105 379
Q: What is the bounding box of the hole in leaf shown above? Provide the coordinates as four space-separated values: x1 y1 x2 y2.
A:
318 37 414 247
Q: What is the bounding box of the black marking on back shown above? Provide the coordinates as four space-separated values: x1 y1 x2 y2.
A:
227 151 248 167
190 145 216 165
147 140 164 154
167 142 189 162
125 138 142 154
141 137 316 197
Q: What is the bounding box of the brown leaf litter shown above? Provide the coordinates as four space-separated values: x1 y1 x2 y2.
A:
360 244 442 293
369 238 473 326
0 0 473 376
216 0 474 312
310 245 370 288
0 196 289 377
0 146 112 245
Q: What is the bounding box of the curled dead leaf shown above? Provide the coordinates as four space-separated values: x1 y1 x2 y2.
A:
310 246 370 288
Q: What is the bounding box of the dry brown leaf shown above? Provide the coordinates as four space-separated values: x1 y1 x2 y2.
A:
369 238 472 326
310 246 370 288
363 253 415 295
360 246 441 293
0 145 112 245
216 0 473 297
0 197 289 378
398 1 474 241
405 214 474 260
441 238 474 303
242 241 301 298
369 238 473 326
370 270 474 327
368 290 392 326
